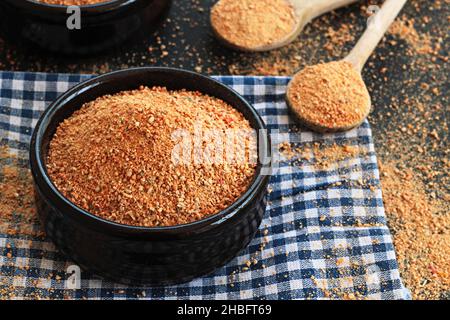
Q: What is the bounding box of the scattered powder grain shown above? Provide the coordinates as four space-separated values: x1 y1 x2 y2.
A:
389 15 434 55
380 161 450 300
0 146 37 226
279 141 364 169
211 0 297 49
278 141 295 160
46 86 257 227
0 145 39 238
36 0 108 5
324 24 356 56
250 55 302 77
287 61 371 130
309 143 361 169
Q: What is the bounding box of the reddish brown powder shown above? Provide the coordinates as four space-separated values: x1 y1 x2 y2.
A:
380 161 450 300
324 24 356 56
389 15 434 55
279 141 362 169
211 0 297 49
37 0 108 5
287 61 371 131
0 146 38 234
46 86 257 227
37 0 107 6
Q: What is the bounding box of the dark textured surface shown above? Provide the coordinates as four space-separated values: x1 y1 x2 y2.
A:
0 2 448 196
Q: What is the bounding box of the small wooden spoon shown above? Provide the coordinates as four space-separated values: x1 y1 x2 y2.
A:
211 0 359 52
286 0 408 133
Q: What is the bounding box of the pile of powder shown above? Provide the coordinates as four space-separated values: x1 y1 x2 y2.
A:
211 0 297 49
288 61 371 130
379 161 449 300
46 86 257 227
37 0 107 5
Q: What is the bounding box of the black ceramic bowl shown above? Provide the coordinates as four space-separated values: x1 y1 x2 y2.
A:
30 67 271 285
0 0 171 55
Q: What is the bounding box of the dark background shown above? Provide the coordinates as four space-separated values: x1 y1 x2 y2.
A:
0 0 448 195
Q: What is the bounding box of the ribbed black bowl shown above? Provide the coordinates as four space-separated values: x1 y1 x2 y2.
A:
29 67 271 285
0 0 171 55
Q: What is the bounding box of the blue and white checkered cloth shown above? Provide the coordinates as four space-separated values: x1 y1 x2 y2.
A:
0 71 410 300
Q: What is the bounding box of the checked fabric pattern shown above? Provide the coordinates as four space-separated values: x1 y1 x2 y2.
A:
0 71 410 300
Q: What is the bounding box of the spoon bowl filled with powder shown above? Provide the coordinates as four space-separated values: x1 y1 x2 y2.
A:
286 0 407 132
30 67 271 285
286 61 371 132
210 0 358 52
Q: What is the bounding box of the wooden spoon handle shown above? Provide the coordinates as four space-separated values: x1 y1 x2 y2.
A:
344 0 408 72
291 0 359 20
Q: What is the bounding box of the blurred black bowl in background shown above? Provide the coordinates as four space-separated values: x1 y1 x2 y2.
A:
0 0 171 55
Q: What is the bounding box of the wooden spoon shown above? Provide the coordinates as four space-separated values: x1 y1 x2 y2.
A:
286 0 408 133
211 0 359 52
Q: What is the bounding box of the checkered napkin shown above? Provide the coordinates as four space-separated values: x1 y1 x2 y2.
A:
0 71 410 300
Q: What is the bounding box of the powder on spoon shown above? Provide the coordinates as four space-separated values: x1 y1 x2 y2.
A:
211 0 297 50
287 61 371 131
46 86 257 227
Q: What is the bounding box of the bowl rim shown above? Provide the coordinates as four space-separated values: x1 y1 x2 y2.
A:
30 67 271 234
8 0 138 12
